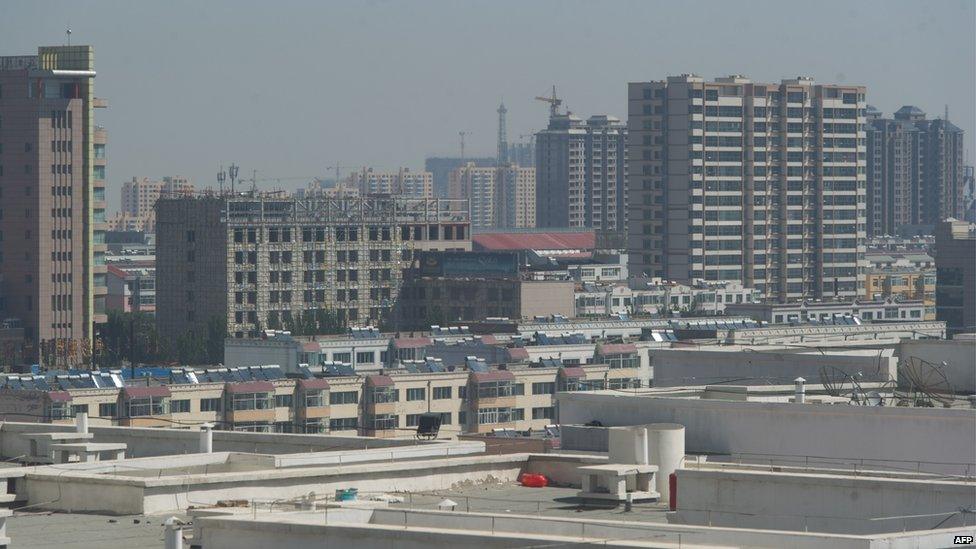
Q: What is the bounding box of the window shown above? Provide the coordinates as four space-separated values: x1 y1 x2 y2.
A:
406 388 425 401
366 387 398 403
406 413 422 427
70 404 89 416
605 353 639 369
332 352 351 363
433 386 452 400
477 381 513 398
233 422 271 433
532 382 555 395
275 394 293 408
201 398 222 412
303 419 326 434
128 397 167 417
532 407 554 420
477 407 523 424
356 351 374 364
231 392 271 411
330 417 358 431
304 390 326 407
48 402 70 421
171 399 191 413
365 413 398 430
99 402 118 418
330 391 358 405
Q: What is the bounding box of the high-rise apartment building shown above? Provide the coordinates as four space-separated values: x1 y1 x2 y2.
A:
349 168 432 199
934 218 975 334
112 176 194 233
627 75 867 302
535 114 626 233
449 163 535 229
425 157 495 198
865 106 965 236
0 46 108 365
156 195 471 342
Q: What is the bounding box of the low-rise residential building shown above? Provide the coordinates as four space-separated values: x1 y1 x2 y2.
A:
0 354 642 437
575 279 760 317
726 298 927 324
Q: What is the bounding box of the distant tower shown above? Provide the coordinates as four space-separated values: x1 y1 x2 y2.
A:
497 101 508 164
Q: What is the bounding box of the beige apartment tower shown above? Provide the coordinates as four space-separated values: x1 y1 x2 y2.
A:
627 75 867 301
113 176 194 232
350 168 433 199
0 46 108 365
449 163 535 229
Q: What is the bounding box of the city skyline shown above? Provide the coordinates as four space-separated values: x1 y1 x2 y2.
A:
2 0 973 213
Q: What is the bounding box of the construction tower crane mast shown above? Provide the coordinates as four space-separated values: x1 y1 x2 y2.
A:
535 85 562 118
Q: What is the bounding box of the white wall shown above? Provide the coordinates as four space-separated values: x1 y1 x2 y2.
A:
673 468 976 534
899 339 976 394
648 348 896 387
556 393 976 474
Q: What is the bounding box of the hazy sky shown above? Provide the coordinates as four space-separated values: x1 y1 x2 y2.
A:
3 0 974 212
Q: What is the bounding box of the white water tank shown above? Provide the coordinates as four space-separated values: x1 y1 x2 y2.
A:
608 426 648 465
647 423 685 502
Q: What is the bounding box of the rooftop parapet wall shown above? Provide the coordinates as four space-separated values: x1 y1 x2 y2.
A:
556 392 976 474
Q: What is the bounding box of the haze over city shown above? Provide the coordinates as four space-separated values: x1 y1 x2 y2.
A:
2 0 974 210
0 2 974 547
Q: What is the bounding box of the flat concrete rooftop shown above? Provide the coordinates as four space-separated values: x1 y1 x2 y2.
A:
389 482 672 524
6 512 184 549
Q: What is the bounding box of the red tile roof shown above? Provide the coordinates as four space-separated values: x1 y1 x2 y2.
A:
559 366 587 379
123 386 172 399
47 391 72 402
393 337 432 349
598 343 638 355
470 370 516 383
298 378 331 391
366 375 394 387
224 381 275 394
473 232 595 252
507 347 530 361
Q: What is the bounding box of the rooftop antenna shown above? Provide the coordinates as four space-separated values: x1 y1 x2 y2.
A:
228 163 239 194
944 104 949 122
217 166 226 195
66 26 71 46
497 100 508 164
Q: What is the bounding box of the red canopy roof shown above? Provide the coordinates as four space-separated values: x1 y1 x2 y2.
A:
507 347 530 360
559 367 586 379
473 231 595 252
225 381 275 394
123 386 172 399
598 343 638 355
47 391 72 402
470 370 516 383
366 375 394 387
298 378 331 391
393 337 432 349
302 342 322 353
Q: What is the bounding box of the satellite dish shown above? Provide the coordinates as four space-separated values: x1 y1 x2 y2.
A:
819 366 867 404
865 391 884 407
896 357 955 407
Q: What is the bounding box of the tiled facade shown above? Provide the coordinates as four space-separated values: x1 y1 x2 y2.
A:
448 163 535 229
0 46 108 365
156 195 471 341
349 168 433 199
627 75 867 302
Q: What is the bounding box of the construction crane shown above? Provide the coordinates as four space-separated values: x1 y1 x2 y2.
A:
535 85 562 118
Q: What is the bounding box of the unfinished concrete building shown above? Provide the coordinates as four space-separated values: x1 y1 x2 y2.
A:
156 195 471 341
